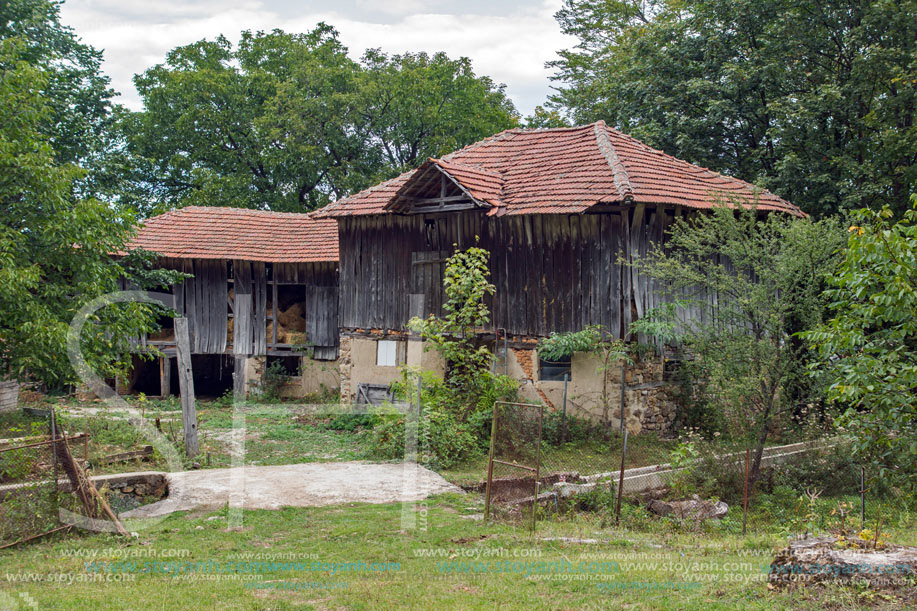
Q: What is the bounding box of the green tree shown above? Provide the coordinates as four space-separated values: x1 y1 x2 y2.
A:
548 0 917 217
125 26 362 214
1 0 123 201
126 28 518 214
358 50 518 178
803 199 917 486
538 325 628 428
638 204 845 482
0 36 176 388
408 244 496 400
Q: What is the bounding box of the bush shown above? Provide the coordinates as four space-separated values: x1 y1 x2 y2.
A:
326 414 379 432
573 487 616 513
259 361 290 400
769 439 868 497
368 246 519 469
363 368 518 469
541 411 608 445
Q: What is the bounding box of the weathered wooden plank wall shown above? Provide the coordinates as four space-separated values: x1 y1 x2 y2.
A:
163 258 227 354
338 205 699 339
160 258 338 356
232 259 253 356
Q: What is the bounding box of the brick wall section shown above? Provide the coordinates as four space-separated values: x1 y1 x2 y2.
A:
511 349 535 380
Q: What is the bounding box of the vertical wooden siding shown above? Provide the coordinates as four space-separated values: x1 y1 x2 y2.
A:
163 258 338 355
338 206 690 338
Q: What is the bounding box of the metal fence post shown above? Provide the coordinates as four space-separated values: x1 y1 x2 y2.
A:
561 373 569 444
742 448 750 535
614 428 628 524
483 403 499 522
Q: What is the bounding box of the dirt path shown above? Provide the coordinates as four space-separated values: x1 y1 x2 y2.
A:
121 461 461 519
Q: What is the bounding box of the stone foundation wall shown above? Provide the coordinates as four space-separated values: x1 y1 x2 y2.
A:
334 331 678 435
506 348 677 435
245 355 340 399
338 334 444 403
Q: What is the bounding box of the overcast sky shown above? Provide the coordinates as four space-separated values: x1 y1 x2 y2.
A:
59 0 575 117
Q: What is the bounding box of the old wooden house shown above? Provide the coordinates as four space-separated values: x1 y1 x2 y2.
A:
123 206 340 398
316 121 803 431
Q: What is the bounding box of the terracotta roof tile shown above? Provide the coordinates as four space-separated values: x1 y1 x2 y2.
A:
126 207 338 263
315 122 804 218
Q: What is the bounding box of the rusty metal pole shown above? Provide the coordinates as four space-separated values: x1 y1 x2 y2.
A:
742 448 751 535
560 373 569 444
614 428 628 524
50 408 57 477
532 406 543 533
483 402 499 522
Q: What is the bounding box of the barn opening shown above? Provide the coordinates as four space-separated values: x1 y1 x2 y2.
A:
187 355 235 398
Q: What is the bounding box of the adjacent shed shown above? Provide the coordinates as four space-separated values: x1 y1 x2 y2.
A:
123 207 340 398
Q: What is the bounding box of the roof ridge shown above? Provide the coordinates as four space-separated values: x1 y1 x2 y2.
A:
147 205 320 221
593 121 634 202
505 122 599 134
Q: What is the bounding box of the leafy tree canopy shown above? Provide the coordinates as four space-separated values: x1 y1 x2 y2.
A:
638 204 846 480
0 35 177 388
125 26 519 215
548 0 917 217
0 0 123 201
803 198 917 486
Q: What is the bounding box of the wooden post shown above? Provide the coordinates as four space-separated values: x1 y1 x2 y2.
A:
233 356 247 401
159 356 171 398
174 318 198 459
619 365 627 435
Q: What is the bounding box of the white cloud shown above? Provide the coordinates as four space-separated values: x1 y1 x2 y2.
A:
355 0 430 17
60 0 573 115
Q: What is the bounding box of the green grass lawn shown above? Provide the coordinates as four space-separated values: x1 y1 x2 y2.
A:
3 398 915 608
0 398 372 475
1 492 913 610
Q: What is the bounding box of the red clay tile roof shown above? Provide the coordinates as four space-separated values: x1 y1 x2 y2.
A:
126 206 339 263
389 158 505 211
315 121 803 218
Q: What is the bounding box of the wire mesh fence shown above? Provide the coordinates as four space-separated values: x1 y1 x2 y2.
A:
484 402 543 529
483 408 917 538
0 409 105 548
0 411 62 547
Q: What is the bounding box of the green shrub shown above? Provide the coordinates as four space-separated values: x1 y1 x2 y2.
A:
363 368 518 469
368 246 519 469
573 487 616 513
540 411 607 445
326 414 378 432
259 361 292 401
770 440 868 497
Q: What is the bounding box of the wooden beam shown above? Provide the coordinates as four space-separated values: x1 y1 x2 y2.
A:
233 356 246 400
174 318 198 459
96 446 154 465
403 194 472 204
405 202 478 214
159 356 171 398
271 276 278 347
